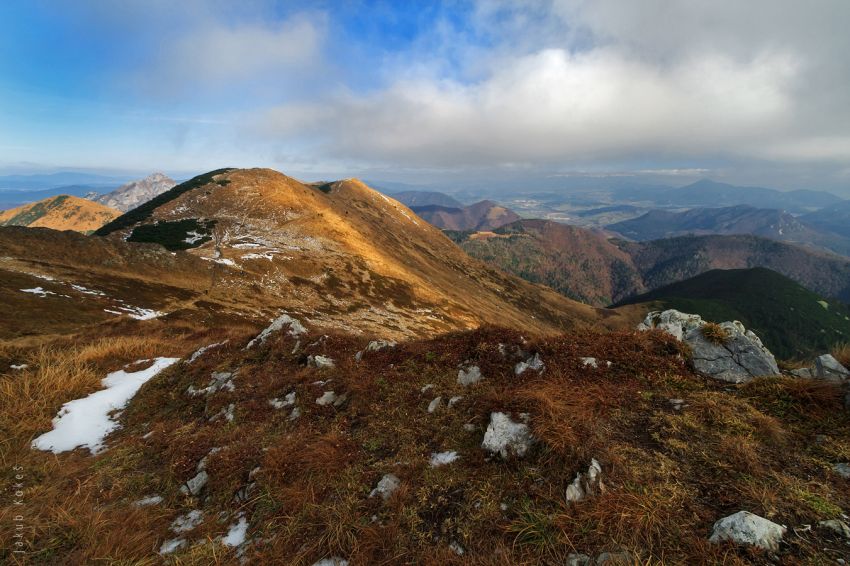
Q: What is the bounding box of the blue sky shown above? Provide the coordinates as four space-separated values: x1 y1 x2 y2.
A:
1 1 849 193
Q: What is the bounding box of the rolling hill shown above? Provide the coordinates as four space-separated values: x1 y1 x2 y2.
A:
0 194 121 233
614 267 850 359
411 200 521 231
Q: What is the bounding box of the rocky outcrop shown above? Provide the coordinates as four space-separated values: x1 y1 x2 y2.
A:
639 310 779 383
93 172 176 212
709 511 786 551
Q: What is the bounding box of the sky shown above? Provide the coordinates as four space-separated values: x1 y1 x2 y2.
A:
1 0 849 194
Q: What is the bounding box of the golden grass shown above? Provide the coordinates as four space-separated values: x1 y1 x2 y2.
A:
701 322 730 345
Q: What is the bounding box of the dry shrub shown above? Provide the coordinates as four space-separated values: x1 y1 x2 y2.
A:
701 322 730 345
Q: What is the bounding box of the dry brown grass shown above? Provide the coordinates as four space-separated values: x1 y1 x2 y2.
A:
831 341 850 368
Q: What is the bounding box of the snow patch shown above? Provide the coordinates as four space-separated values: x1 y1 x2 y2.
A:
223 515 249 547
32 357 180 454
429 451 459 467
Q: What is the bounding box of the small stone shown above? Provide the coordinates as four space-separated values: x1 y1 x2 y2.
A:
369 474 401 501
308 355 335 369
709 510 786 551
819 519 850 539
463 423 477 432
311 558 348 566
580 357 598 368
420 383 435 393
565 459 603 503
814 354 849 381
457 365 482 386
180 470 209 496
565 553 592 566
427 396 442 413
159 538 186 555
448 541 465 555
833 462 850 479
482 412 535 458
515 353 544 375
133 495 163 507
316 391 338 406
429 451 459 467
355 340 396 361
448 395 463 407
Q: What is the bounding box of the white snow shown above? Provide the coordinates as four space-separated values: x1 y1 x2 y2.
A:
183 231 204 244
118 306 164 320
170 510 204 533
186 340 228 364
222 515 249 547
429 451 459 467
71 284 106 296
32 357 180 454
241 252 275 261
21 287 55 297
10 364 28 370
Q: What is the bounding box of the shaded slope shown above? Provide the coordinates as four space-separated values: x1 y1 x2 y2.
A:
411 200 521 231
450 219 645 306
391 190 463 208
615 267 850 359
0 195 121 233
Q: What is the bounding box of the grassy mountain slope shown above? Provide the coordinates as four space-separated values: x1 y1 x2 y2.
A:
391 190 464 208
0 195 121 233
449 219 645 306
615 268 850 359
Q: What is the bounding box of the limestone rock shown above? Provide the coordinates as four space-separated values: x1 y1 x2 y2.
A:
355 340 396 361
369 474 401 501
565 553 592 566
833 462 850 479
308 355 335 369
481 412 535 458
640 310 779 383
708 510 785 551
515 353 544 375
457 365 482 386
814 354 849 381
565 459 603 502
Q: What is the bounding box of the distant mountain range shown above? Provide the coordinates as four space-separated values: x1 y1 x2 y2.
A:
0 195 120 234
91 172 176 212
801 200 850 239
615 267 850 359
608 204 850 257
646 179 843 213
452 220 850 306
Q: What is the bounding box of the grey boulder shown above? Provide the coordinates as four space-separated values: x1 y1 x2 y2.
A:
708 510 785 551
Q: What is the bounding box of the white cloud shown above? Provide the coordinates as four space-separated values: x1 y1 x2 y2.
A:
256 47 798 167
148 14 324 89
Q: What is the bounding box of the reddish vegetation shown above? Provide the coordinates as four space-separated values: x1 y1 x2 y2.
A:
4 321 848 564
